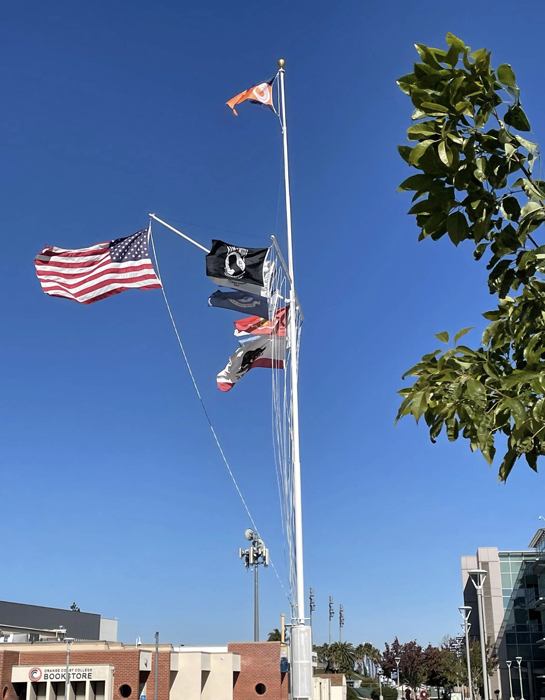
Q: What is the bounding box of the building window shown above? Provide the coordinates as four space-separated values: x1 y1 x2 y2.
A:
255 684 266 695
119 686 132 698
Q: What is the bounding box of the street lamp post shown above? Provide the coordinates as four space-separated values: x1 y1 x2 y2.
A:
516 657 525 700
506 661 514 700
379 675 384 700
468 569 490 700
64 637 75 700
395 656 401 700
459 606 474 700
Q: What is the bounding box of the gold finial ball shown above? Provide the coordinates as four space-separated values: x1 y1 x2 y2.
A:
277 59 285 68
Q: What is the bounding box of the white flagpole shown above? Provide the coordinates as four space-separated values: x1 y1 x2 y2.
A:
278 59 311 699
149 213 210 253
278 58 304 626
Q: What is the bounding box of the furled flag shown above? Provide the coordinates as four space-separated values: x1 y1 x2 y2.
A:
208 289 270 320
226 78 275 116
206 239 272 297
217 336 286 392
234 306 288 337
35 228 162 304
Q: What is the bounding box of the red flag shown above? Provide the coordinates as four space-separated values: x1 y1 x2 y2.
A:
234 306 288 337
226 79 275 116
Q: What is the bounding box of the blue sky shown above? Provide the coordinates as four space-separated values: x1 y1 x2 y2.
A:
3 0 545 650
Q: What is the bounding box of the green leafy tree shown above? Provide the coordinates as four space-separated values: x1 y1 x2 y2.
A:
267 628 281 642
395 32 545 480
328 641 357 674
467 640 498 697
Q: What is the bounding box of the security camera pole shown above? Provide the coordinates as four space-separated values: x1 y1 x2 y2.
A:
239 528 269 642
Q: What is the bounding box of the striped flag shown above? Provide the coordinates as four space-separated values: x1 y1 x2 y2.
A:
35 228 162 304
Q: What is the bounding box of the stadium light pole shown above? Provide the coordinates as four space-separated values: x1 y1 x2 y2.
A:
516 657 525 700
64 637 75 700
506 661 514 700
328 596 334 645
468 569 490 700
459 606 473 700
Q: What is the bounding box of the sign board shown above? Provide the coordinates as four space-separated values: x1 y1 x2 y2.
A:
12 665 112 684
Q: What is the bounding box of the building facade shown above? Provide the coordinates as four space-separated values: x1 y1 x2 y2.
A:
0 602 117 643
0 640 289 700
461 530 545 700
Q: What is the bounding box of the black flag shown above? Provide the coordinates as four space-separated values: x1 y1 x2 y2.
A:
206 240 271 296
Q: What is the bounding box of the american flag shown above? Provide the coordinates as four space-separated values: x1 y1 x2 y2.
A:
35 228 162 304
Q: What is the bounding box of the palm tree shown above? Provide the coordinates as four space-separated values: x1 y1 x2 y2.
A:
267 628 281 641
328 642 357 674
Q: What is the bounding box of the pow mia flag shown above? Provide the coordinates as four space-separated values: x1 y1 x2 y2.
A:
206 240 272 297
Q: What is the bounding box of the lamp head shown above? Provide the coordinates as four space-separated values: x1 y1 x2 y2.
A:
516 657 522 665
506 661 512 668
65 637 75 645
395 656 401 664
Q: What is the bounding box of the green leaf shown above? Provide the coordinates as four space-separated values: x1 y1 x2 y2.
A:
521 201 545 220
501 196 521 222
396 73 417 95
420 102 449 114
503 398 526 427
407 121 438 138
447 211 469 246
445 32 468 52
397 174 435 192
497 64 517 88
454 327 474 344
438 140 453 167
499 450 518 482
435 331 449 344
514 135 537 154
398 145 412 164
466 378 486 403
504 105 531 132
408 139 435 166
533 398 545 422
411 390 429 423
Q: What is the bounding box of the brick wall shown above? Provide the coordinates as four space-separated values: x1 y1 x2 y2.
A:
227 643 288 700
0 649 171 700
0 650 20 700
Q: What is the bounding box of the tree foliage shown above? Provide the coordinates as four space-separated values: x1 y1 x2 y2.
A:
396 32 545 480
382 638 428 691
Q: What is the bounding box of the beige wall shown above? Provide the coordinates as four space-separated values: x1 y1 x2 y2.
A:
169 650 240 700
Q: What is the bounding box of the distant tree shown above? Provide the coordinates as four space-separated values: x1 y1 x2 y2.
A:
314 643 333 672
467 640 498 698
382 639 427 695
267 628 281 641
328 642 357 674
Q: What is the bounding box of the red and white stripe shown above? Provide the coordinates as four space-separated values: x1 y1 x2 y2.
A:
35 241 162 304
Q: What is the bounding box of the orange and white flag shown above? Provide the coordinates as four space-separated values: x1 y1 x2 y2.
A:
226 78 275 116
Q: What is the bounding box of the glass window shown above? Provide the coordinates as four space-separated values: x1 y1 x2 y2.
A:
507 645 518 658
515 608 528 623
501 562 511 573
518 644 532 659
506 633 516 644
502 574 513 588
518 633 531 643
